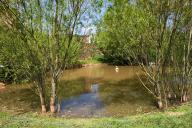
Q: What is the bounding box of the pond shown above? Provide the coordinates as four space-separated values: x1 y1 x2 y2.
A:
0 64 157 117
56 64 156 117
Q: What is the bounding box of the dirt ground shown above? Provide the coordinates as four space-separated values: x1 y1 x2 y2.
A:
0 82 5 90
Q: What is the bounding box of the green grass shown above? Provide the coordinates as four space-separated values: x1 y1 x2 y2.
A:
1 103 192 128
79 54 105 64
79 59 102 64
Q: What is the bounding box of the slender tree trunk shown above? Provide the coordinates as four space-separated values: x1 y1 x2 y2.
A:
39 87 46 113
182 91 187 102
50 75 57 113
37 74 47 113
156 83 163 109
156 84 163 109
49 0 59 114
181 88 188 103
157 98 163 109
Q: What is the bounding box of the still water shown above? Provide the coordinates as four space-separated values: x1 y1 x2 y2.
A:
56 64 156 117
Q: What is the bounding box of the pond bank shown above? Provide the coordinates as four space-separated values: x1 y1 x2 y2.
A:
0 82 5 90
66 60 104 69
0 102 192 128
2 64 191 117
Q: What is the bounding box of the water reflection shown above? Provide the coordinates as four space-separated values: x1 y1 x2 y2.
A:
57 64 156 117
59 84 104 117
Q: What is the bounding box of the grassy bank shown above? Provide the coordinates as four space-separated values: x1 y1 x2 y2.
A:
79 54 105 65
79 59 101 65
1 103 192 128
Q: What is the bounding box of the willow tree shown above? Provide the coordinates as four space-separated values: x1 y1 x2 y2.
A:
137 0 192 108
97 0 192 109
48 0 86 113
0 0 49 112
0 0 102 113
42 0 103 113
96 0 154 65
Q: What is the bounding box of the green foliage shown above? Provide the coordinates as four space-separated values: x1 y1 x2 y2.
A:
0 26 31 83
0 0 84 83
79 54 104 64
96 0 192 66
96 1 155 65
0 0 104 112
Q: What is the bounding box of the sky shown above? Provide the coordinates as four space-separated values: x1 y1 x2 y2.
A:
78 0 110 35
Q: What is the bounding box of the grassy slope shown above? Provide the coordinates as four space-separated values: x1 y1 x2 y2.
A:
0 103 192 128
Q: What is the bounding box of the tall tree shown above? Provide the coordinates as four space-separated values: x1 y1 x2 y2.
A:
96 0 154 65
97 0 192 109
0 0 102 113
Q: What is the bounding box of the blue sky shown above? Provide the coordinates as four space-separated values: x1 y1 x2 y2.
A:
78 0 110 35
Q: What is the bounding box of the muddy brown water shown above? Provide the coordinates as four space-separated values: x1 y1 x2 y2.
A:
57 64 156 117
0 64 157 117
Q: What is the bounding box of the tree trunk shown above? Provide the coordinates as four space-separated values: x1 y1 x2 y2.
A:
50 76 57 113
167 91 171 99
157 99 163 109
39 89 46 113
57 101 61 113
156 83 163 109
37 75 47 113
181 90 188 103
